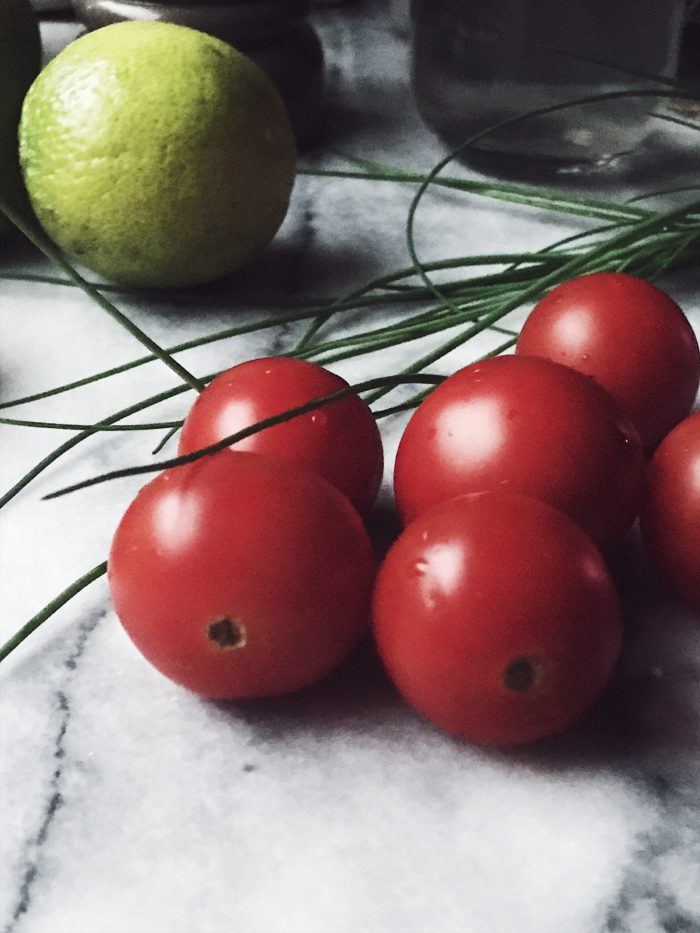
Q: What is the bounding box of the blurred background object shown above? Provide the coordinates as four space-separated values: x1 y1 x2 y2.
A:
69 0 325 145
410 0 688 178
680 0 700 81
389 0 410 34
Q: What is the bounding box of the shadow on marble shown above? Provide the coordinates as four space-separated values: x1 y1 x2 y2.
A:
0 223 385 318
203 530 699 785
507 539 700 781
222 237 383 302
209 632 400 749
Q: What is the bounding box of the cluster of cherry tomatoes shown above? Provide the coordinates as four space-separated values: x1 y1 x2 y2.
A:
108 272 700 746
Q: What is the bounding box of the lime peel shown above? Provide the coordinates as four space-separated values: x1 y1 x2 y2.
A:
18 20 296 287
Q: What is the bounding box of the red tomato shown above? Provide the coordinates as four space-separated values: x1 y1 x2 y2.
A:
640 411 700 610
108 451 376 698
373 491 622 746
516 272 700 449
178 357 383 516
393 354 644 551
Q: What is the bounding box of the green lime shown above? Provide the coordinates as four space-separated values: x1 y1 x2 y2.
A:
0 0 41 235
19 21 296 287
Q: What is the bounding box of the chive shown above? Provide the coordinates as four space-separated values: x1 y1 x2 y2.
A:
0 416 182 431
42 374 447 499
0 198 204 393
0 562 107 664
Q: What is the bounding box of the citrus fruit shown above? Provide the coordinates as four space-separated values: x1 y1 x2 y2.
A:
18 21 296 287
0 0 41 235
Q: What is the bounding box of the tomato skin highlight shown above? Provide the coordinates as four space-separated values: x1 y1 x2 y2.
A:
393 354 644 551
516 272 700 450
372 491 623 746
108 451 376 699
178 356 384 517
640 411 700 610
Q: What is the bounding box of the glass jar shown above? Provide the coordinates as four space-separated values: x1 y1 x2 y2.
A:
411 0 687 176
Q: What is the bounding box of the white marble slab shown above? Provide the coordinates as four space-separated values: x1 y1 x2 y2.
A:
1 5 699 933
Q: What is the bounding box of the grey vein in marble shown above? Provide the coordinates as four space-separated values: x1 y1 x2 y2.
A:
3 610 105 933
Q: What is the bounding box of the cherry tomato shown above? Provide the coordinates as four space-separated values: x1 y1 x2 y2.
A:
108 451 376 699
640 411 700 610
516 272 700 449
393 354 644 551
178 357 383 516
373 491 622 746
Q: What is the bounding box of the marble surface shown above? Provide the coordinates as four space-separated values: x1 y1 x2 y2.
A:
1 5 700 933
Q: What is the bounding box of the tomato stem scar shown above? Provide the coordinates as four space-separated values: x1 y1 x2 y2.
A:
207 617 246 650
503 656 544 692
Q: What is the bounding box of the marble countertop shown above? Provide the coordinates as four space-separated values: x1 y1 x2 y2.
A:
1 5 699 932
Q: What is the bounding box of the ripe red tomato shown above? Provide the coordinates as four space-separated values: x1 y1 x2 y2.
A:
373 491 622 746
393 354 644 551
108 451 376 699
178 356 383 516
640 411 700 610
516 272 700 449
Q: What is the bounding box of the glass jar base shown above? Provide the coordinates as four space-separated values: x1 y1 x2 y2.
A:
432 135 641 183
